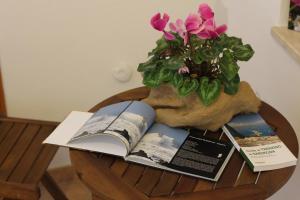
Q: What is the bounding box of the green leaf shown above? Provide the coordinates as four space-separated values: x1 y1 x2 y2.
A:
220 50 239 81
223 74 240 95
148 37 169 56
172 73 184 88
201 47 219 61
233 44 255 61
143 70 160 88
158 68 174 82
192 52 204 64
226 36 242 49
178 78 199 96
189 35 205 47
168 33 184 47
192 47 217 64
198 77 221 106
137 57 158 72
162 57 184 70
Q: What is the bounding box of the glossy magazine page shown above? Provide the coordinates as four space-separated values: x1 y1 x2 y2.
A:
68 101 155 152
126 126 234 181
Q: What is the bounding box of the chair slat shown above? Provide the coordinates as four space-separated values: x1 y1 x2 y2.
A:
8 125 55 183
0 122 13 144
150 171 180 197
122 164 145 186
0 123 27 165
135 167 163 196
0 124 40 181
23 144 57 184
23 125 58 184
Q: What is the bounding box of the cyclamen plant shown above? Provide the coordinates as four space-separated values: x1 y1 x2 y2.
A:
138 4 254 106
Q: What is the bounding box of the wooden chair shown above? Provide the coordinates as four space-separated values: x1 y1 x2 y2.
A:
0 69 67 199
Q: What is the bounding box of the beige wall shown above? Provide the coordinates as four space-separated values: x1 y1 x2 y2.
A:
0 1 299 199
0 0 213 122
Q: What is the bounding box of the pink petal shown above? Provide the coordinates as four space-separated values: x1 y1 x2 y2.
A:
178 66 190 74
176 19 184 29
153 20 168 31
207 30 219 38
215 24 227 35
169 22 177 32
190 25 205 34
178 30 185 39
198 3 214 20
150 13 170 31
185 13 202 25
151 13 161 26
292 0 300 6
203 18 215 28
197 31 211 39
186 23 200 32
164 31 176 40
185 13 202 32
163 13 170 22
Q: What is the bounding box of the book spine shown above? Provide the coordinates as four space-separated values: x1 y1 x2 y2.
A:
222 127 255 171
240 148 255 171
222 127 241 151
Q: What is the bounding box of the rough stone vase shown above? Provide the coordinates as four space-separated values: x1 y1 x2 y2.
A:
142 81 261 131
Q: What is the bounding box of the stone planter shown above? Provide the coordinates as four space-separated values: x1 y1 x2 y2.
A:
143 81 261 131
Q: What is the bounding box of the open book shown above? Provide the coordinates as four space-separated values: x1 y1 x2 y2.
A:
44 101 234 181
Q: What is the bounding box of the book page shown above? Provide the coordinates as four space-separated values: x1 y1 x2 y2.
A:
126 127 234 181
166 130 234 180
43 111 128 157
106 101 155 151
67 101 132 154
68 100 155 153
127 123 189 166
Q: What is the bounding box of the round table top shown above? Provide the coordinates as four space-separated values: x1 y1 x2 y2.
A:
70 87 298 200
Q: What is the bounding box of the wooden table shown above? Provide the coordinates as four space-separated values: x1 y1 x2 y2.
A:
70 87 299 200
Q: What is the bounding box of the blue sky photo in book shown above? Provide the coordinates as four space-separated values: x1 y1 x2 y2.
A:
226 113 280 147
68 101 155 150
106 101 155 149
129 123 189 165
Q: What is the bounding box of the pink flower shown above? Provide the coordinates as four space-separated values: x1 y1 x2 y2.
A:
151 13 169 31
185 14 204 34
292 0 300 6
178 66 190 74
198 3 214 20
197 18 227 39
170 19 189 45
151 13 175 40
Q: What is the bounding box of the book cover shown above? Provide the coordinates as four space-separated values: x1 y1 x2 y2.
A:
223 113 297 172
